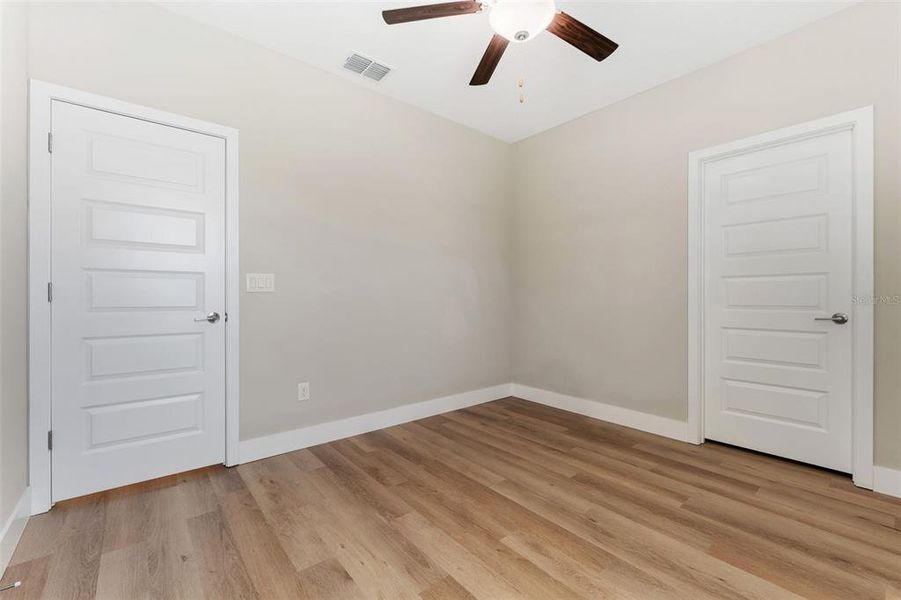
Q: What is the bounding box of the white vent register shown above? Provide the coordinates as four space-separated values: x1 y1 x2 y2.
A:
343 53 392 82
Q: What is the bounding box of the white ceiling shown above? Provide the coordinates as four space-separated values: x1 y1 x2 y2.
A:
162 1 852 143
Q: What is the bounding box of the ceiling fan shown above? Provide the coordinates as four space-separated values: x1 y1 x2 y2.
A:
381 0 618 86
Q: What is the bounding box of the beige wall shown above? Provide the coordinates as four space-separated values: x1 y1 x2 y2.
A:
1 0 29 531
24 1 513 441
511 2 901 468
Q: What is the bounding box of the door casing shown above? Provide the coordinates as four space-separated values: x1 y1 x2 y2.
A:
687 106 874 488
28 80 241 514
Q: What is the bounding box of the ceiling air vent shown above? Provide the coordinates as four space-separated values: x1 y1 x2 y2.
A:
343 53 392 82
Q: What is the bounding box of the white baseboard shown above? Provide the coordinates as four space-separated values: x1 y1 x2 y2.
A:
239 384 514 463
0 487 30 579
511 384 693 443
873 466 901 499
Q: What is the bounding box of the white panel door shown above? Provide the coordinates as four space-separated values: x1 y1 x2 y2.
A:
704 129 854 472
50 101 226 501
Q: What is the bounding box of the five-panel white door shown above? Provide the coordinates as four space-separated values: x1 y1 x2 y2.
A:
704 128 854 472
50 100 227 501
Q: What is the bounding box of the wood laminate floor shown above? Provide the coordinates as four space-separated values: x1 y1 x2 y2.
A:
3 397 901 599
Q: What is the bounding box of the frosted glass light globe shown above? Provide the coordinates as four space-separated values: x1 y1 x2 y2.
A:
489 0 556 43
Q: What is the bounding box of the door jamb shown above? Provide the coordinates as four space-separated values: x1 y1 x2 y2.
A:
687 106 874 489
28 80 241 514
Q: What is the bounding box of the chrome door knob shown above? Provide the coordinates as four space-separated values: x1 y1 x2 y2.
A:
814 312 848 324
194 311 221 323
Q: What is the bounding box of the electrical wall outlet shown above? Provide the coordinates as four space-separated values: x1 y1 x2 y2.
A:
298 382 310 402
246 273 275 293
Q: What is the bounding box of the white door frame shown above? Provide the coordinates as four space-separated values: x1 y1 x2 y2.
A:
28 80 241 514
687 106 874 489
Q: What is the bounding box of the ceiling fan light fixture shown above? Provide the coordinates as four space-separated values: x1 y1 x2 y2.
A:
380 0 619 86
488 0 556 43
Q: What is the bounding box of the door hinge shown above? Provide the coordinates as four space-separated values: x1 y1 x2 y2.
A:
47 431 53 451
47 132 52 154
47 282 53 303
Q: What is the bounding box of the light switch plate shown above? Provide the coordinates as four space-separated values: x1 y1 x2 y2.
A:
298 382 310 402
246 273 275 293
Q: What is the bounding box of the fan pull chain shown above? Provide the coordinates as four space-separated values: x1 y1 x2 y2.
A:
518 78 525 104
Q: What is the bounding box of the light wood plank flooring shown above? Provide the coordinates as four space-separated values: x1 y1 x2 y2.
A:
3 397 901 599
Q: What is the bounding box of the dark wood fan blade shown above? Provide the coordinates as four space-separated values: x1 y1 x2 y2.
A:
382 1 481 25
469 34 509 86
547 11 618 61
